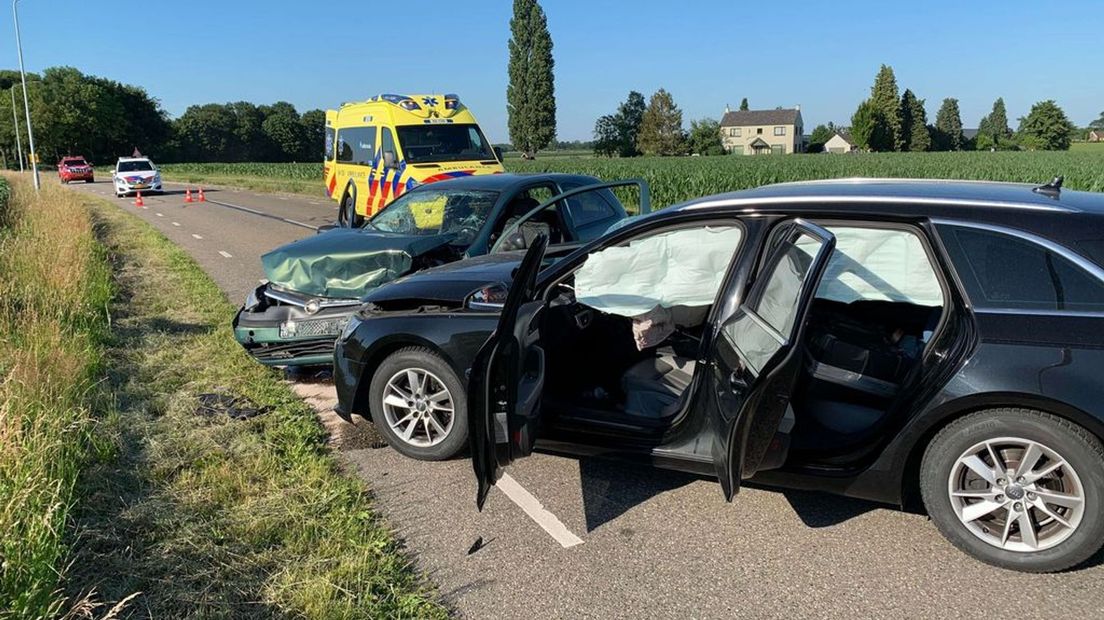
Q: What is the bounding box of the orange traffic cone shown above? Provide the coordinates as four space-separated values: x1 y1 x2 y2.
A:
134 191 144 208
184 188 193 203
198 188 206 202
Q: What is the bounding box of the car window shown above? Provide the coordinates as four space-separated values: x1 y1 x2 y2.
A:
724 231 826 375
324 127 336 161
938 224 1104 312
573 224 744 317
116 161 153 172
395 123 494 163
815 226 944 307
368 188 499 241
337 126 376 165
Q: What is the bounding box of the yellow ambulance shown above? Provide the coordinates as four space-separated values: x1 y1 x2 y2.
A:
323 94 505 226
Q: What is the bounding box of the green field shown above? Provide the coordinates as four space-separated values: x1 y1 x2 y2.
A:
162 150 1104 208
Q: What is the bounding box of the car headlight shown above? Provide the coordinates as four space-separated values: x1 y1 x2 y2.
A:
465 283 508 311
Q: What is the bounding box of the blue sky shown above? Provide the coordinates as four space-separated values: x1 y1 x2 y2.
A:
3 1 1101 142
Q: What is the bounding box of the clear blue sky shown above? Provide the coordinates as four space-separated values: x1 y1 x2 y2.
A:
4 1 1101 142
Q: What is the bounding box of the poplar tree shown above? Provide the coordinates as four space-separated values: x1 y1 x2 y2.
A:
870 65 903 151
900 89 930 152
507 0 556 158
933 98 964 151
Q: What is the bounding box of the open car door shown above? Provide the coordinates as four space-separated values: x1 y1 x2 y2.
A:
468 235 550 510
710 219 836 500
490 179 650 254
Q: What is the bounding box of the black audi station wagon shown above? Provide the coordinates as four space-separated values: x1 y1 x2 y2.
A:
334 178 1104 572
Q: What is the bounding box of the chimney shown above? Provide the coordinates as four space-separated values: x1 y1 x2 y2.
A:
724 104 730 114
796 104 801 111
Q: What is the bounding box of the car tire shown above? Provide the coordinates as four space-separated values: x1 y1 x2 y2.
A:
920 408 1104 572
340 192 363 228
368 347 468 461
85 179 94 183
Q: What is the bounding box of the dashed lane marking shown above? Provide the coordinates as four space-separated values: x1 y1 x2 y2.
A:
156 212 163 217
496 473 585 548
218 250 233 258
192 234 203 240
172 222 180 227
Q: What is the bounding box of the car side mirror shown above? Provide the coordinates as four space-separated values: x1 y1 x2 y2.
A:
315 224 339 234
383 150 398 169
494 146 505 162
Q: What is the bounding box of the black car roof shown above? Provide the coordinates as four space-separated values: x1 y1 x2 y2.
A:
414 172 600 192
670 178 1104 216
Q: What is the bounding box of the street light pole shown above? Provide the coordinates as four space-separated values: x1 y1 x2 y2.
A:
13 0 40 190
10 86 23 172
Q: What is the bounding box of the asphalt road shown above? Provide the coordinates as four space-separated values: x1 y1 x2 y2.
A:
67 179 1104 619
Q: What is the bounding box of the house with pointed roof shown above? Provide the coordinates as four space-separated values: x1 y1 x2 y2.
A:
719 106 804 155
824 130 858 154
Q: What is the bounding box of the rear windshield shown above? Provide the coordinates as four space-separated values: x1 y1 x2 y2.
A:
117 161 154 172
63 159 88 167
395 124 494 164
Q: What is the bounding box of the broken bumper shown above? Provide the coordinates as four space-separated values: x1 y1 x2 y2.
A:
233 283 362 367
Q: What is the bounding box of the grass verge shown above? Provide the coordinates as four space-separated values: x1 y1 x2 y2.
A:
59 186 447 617
0 174 113 618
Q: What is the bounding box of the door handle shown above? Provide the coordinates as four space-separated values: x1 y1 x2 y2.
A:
729 372 749 391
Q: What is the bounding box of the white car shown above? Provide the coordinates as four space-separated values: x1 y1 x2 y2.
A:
112 157 163 197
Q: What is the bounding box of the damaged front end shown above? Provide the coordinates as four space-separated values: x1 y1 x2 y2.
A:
233 283 363 366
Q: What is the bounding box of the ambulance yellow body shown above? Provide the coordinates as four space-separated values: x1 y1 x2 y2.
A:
323 94 504 225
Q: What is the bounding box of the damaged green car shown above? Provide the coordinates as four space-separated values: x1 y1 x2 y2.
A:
233 173 647 366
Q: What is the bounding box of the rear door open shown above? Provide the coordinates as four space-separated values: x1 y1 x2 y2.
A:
467 235 550 510
709 220 836 500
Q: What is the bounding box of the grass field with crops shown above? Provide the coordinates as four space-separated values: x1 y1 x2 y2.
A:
162 150 1104 207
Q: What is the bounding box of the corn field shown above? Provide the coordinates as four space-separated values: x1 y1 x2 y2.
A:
162 150 1104 208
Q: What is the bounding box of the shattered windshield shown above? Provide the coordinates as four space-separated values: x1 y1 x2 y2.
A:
367 188 499 240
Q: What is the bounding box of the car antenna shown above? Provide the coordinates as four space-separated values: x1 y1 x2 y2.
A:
1032 175 1063 197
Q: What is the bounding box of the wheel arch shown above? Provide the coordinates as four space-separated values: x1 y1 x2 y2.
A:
350 334 461 417
898 392 1104 511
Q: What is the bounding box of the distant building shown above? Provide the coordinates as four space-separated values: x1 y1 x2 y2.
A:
823 130 858 154
1089 129 1104 142
719 106 804 155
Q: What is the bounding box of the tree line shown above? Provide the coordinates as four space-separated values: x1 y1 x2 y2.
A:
592 89 725 157
0 66 325 168
812 64 1081 153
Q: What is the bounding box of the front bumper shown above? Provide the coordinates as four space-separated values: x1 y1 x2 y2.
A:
233 283 361 367
115 180 162 194
61 172 94 182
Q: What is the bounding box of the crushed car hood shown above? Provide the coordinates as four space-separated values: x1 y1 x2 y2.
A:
261 228 457 299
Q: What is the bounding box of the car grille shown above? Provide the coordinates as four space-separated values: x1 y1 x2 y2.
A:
243 337 336 363
280 317 349 339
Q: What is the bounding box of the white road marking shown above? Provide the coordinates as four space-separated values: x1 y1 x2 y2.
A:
172 222 180 227
191 234 203 240
278 196 289 200
156 212 163 217
496 473 584 548
308 201 320 205
218 250 233 258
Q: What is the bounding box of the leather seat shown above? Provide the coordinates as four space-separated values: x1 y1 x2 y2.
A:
621 350 696 418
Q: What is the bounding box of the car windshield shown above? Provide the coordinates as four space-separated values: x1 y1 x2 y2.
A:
367 188 498 240
117 161 154 172
395 124 495 163
63 159 88 167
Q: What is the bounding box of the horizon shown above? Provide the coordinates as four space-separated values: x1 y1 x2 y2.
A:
3 1 1100 143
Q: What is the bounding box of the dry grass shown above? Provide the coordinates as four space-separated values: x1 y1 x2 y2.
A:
0 174 113 619
61 191 447 618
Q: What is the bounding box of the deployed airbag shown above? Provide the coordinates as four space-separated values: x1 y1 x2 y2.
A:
574 226 743 317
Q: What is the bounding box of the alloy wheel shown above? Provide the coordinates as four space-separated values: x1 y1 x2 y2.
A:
948 436 1085 552
381 367 455 447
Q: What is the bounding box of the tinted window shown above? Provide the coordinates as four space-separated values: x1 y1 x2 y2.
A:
395 123 493 163
337 126 376 165
324 127 335 161
816 226 943 306
939 225 1104 312
565 188 618 228
116 160 153 172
